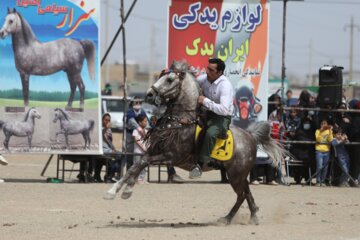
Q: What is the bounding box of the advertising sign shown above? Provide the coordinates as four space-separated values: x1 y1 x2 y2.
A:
168 0 269 128
0 0 101 154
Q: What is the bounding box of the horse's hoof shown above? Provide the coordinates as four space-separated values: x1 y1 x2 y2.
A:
103 192 116 200
121 187 133 200
249 216 259 225
217 217 231 225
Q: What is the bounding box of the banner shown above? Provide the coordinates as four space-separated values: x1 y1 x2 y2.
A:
168 0 269 128
0 0 101 154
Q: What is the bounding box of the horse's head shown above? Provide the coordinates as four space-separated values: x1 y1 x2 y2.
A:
145 61 189 106
30 108 41 119
0 8 21 39
24 108 41 121
53 109 61 123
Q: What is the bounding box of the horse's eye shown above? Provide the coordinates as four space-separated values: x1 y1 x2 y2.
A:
167 77 174 83
9 20 13 24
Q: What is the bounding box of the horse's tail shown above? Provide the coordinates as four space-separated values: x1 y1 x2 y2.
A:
247 121 287 168
80 40 95 81
89 120 95 131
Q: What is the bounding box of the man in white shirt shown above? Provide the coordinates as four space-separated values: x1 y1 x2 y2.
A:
190 58 234 179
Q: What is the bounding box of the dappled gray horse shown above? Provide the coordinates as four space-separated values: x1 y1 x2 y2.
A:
53 108 94 150
104 61 287 225
0 8 95 108
0 107 41 150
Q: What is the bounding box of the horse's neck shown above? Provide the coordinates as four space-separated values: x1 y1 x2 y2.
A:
12 16 37 50
168 74 199 117
25 115 35 126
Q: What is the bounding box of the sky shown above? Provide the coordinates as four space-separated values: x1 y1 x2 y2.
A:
100 0 360 85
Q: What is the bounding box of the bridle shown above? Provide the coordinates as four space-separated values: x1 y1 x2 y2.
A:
150 70 199 131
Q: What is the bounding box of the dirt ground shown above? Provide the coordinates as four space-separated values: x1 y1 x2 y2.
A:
0 154 360 240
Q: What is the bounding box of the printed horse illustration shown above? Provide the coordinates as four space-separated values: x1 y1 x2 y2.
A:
0 107 41 150
0 8 95 108
104 61 287 224
53 108 94 150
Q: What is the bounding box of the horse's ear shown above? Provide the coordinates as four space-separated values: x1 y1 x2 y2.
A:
179 71 186 81
7 7 10 13
13 8 17 13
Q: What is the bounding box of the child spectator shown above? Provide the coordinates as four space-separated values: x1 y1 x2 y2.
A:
332 128 350 187
133 114 149 184
285 109 301 139
315 119 333 186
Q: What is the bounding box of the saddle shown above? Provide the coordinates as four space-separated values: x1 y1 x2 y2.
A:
195 125 234 161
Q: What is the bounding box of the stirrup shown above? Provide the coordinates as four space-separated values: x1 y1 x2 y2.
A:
189 164 202 179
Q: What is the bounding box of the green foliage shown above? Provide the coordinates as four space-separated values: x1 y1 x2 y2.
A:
0 98 99 109
0 89 98 101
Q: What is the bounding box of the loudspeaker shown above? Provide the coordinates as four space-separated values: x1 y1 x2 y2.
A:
318 65 343 107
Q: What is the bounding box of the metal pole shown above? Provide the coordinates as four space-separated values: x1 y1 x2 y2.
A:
280 0 287 100
101 0 137 66
121 0 128 154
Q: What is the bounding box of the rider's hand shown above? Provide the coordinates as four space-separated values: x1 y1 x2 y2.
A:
198 95 206 104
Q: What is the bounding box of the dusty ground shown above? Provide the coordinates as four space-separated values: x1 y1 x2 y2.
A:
0 154 360 240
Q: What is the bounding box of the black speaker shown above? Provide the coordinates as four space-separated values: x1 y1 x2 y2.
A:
318 65 343 107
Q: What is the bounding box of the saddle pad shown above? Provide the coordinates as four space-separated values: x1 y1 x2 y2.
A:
195 126 234 161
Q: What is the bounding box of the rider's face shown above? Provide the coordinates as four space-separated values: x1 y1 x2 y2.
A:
206 63 222 82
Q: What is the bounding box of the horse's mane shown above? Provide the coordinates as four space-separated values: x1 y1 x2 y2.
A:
55 108 71 121
23 107 35 121
170 60 201 94
16 11 37 45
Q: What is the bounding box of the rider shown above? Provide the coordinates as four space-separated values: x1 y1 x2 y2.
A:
189 58 234 179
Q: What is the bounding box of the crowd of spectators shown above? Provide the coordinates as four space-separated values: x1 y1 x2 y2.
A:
256 89 360 187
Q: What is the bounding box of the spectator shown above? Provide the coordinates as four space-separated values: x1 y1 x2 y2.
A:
285 109 301 139
133 114 149 184
286 89 298 107
297 90 315 121
290 117 316 184
315 119 333 186
332 127 350 187
250 149 277 185
0 154 8 183
268 93 282 118
333 103 351 136
348 99 360 185
93 113 122 183
125 96 150 170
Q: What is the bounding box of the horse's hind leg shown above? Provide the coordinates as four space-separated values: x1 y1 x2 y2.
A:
20 73 30 106
218 177 247 225
81 132 88 149
3 134 10 150
245 181 259 225
66 73 76 107
27 134 32 150
73 73 85 109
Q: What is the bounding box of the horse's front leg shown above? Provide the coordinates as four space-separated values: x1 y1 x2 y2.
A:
64 133 70 150
104 154 150 200
27 134 32 150
3 134 11 150
20 73 30 106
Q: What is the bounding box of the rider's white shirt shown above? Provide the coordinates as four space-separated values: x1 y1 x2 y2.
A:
197 74 234 116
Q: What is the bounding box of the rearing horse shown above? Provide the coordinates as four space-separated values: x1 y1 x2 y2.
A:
0 8 95 108
104 61 286 225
